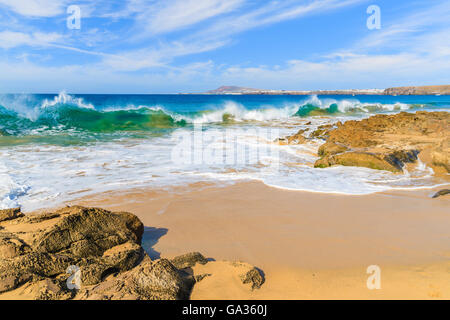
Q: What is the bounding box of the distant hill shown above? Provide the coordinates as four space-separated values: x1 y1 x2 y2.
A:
199 85 450 95
203 86 384 95
384 85 450 95
206 86 261 94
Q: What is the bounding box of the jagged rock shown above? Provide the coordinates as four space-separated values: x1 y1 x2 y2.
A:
276 129 308 145
313 112 449 173
311 125 333 139
0 233 30 259
171 252 208 269
0 208 24 222
240 267 264 290
315 152 401 172
432 189 450 199
432 150 450 173
318 142 348 157
33 206 142 256
0 206 188 299
384 150 419 170
76 256 194 300
0 206 264 300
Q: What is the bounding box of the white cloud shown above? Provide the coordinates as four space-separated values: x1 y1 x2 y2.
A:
142 0 244 34
357 1 450 50
220 51 450 90
0 31 62 49
0 0 67 17
101 39 228 71
189 0 365 42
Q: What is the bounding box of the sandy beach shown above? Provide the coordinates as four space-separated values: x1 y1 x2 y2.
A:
70 180 450 299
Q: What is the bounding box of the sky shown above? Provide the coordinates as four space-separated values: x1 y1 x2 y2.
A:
0 0 449 93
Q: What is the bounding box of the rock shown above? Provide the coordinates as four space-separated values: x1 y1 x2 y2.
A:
314 112 449 173
384 150 419 170
432 189 450 199
114 211 145 244
76 256 195 300
0 206 263 300
33 206 142 256
240 267 264 290
131 258 194 300
171 252 208 269
318 142 348 157
311 125 333 139
432 150 450 173
0 208 24 222
276 129 308 145
0 206 187 299
0 233 31 259
315 152 401 172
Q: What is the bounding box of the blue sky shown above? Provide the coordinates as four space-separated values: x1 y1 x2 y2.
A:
0 0 449 93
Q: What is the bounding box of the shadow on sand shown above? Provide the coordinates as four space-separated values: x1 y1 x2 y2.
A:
141 226 168 260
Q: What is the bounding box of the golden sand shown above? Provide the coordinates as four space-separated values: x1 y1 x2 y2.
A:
69 180 450 299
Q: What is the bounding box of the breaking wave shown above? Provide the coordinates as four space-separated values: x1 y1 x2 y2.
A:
0 92 443 137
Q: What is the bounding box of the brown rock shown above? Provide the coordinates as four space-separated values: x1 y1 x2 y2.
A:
240 267 265 290
315 152 401 172
276 129 308 145
0 206 183 299
318 142 348 157
171 252 208 269
0 206 263 300
314 112 449 173
0 208 24 222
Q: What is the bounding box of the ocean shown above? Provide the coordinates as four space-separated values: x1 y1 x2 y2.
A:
1 92 449 211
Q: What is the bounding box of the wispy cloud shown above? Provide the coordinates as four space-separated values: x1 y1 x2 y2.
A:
140 0 244 35
0 0 448 92
0 0 68 17
0 31 62 49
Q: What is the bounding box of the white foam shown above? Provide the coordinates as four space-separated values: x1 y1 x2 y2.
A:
1 122 446 212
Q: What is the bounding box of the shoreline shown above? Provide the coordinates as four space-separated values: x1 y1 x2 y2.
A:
64 180 450 299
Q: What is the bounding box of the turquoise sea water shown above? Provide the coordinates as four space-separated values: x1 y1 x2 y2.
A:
1 92 449 143
0 92 449 211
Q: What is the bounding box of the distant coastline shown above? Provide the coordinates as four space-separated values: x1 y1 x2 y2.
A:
182 85 450 96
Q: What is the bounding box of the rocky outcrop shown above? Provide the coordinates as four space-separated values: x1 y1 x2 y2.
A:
239 266 265 290
170 252 208 269
0 208 24 222
313 112 449 173
0 206 264 300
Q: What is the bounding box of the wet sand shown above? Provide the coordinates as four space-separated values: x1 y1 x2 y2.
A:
73 181 450 299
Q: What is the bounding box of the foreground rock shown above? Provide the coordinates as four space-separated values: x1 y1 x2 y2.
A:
0 206 264 300
312 112 449 173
